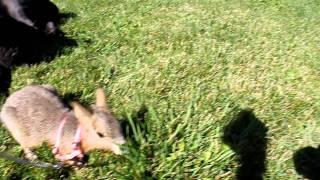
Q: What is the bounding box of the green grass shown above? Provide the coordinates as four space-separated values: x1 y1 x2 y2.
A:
1 0 320 179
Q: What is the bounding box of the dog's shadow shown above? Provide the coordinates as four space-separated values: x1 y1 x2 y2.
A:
59 12 77 25
293 146 320 179
0 66 11 96
222 109 268 180
0 12 78 96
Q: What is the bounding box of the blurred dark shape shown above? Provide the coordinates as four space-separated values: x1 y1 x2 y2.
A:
0 0 78 95
293 146 320 180
222 109 268 180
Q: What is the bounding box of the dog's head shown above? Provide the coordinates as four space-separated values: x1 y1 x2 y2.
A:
21 0 60 35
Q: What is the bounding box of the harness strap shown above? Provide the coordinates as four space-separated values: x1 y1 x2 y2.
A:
52 114 68 155
0 151 63 169
52 113 84 162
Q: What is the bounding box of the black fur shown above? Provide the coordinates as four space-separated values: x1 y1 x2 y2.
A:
0 0 59 35
0 0 61 95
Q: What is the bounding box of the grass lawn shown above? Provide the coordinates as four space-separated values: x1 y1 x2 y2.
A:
1 0 320 179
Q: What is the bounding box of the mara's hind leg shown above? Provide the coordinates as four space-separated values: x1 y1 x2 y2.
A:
1 107 38 160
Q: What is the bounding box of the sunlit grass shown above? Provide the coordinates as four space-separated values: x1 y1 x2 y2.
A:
0 0 319 179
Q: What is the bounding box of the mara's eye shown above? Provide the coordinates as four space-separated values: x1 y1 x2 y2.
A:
97 132 105 138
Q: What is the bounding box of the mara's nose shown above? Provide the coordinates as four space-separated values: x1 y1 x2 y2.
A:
114 137 126 145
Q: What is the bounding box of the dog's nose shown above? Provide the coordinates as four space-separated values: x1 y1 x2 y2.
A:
44 21 57 35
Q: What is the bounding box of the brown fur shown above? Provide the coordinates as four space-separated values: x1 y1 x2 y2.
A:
0 85 125 161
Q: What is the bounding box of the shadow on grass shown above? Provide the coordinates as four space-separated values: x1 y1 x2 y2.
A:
0 11 78 96
293 146 320 179
61 91 84 106
222 109 268 180
0 66 11 96
59 12 77 25
121 105 149 144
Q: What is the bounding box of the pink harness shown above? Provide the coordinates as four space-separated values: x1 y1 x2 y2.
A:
52 113 84 162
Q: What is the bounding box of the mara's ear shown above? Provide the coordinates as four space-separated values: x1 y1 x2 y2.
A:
96 88 106 107
71 102 93 127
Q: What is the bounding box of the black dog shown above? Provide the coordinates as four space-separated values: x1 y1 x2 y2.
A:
0 0 59 35
0 0 60 95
